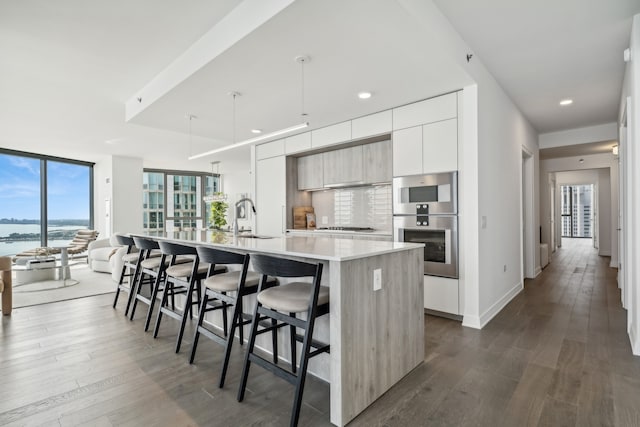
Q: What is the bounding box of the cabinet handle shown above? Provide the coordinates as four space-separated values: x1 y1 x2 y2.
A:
282 205 286 233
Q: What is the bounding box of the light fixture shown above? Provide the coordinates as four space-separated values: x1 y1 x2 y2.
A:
188 56 312 160
251 129 262 134
559 99 573 106
358 92 372 99
612 145 619 156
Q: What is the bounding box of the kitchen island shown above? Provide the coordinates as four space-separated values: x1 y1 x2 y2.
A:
143 230 424 426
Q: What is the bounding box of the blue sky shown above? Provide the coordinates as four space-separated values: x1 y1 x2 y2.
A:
0 153 90 220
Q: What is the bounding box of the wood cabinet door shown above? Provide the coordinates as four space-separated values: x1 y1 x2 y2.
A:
297 153 324 190
363 140 392 183
323 145 363 186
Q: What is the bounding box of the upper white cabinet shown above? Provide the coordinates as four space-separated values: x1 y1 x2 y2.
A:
256 139 285 160
297 153 324 190
323 145 363 186
311 121 351 149
422 119 457 173
256 155 286 235
363 140 392 183
392 126 423 177
392 93 457 130
352 111 392 140
393 119 458 177
285 132 312 154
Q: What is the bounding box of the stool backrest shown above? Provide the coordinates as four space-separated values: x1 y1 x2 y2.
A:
133 236 159 251
196 246 247 266
115 234 135 247
158 241 197 257
250 254 322 280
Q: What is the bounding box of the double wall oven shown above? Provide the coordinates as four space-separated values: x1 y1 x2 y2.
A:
393 171 458 279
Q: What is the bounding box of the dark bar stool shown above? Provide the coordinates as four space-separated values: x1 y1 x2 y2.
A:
237 254 330 427
112 234 139 315
153 241 226 353
189 246 278 388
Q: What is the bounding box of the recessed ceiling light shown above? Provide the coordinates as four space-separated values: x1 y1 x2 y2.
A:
251 129 262 134
358 92 372 99
559 99 573 106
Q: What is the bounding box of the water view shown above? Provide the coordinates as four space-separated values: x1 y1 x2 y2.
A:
0 223 88 256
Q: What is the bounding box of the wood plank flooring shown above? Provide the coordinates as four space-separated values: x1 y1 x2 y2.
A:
1 238 639 426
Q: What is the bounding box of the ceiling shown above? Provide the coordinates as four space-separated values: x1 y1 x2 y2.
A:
1 0 638 172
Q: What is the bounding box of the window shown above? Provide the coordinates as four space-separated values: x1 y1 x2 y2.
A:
560 184 593 238
0 149 93 256
143 170 219 233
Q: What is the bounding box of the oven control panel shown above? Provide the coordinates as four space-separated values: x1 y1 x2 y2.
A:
416 217 429 226
416 204 429 215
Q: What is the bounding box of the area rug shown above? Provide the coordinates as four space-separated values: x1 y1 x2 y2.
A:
12 263 116 308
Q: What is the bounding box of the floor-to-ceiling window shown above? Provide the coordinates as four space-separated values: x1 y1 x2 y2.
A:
0 149 93 256
561 184 593 238
142 170 219 233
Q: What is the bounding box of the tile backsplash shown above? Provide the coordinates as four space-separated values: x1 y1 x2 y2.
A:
311 185 392 233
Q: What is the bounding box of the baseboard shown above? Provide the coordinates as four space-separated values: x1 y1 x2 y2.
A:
534 266 542 277
461 314 482 329
478 281 523 328
630 323 640 356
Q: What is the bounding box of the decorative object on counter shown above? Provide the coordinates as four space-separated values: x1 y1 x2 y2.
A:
210 197 229 230
293 206 314 229
306 213 316 229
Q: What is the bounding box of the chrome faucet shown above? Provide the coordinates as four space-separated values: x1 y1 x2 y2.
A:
233 197 256 236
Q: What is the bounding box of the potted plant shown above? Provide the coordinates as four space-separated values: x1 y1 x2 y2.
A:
209 193 228 230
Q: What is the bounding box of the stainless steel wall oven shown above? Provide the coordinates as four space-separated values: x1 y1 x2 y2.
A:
393 171 458 278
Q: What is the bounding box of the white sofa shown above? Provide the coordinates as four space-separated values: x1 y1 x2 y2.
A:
88 233 135 282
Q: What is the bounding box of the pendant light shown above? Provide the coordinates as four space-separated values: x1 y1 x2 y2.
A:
188 57 310 160
202 161 226 203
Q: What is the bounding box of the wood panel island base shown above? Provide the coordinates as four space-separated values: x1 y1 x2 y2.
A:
143 231 424 426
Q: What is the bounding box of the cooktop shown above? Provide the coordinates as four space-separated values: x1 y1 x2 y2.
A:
316 227 375 232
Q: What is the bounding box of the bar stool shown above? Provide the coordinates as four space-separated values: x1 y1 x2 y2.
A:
189 246 278 388
112 234 139 315
153 241 226 353
237 254 330 427
128 236 174 330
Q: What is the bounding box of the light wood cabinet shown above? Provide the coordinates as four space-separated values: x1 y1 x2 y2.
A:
297 153 324 190
363 140 392 183
323 145 363 186
256 156 286 235
422 118 457 173
392 126 423 176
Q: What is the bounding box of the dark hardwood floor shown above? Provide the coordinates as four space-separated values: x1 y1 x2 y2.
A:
1 238 639 426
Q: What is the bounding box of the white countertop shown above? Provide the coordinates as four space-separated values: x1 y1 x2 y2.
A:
286 228 393 238
144 230 421 262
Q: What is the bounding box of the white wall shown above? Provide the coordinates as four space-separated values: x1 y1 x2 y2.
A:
619 14 640 355
93 155 143 237
540 153 619 265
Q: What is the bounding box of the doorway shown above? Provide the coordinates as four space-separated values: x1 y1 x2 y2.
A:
560 184 594 239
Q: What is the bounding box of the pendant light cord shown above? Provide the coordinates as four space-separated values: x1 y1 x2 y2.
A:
300 57 307 119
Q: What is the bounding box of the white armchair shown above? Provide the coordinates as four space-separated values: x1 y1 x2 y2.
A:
88 233 135 281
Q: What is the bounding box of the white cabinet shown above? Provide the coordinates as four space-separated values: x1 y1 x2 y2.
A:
323 145 363 186
311 121 351 148
424 275 459 314
363 140 392 183
256 139 285 160
285 132 311 154
393 119 457 177
352 111 392 139
297 153 324 190
392 126 422 176
256 156 286 236
392 92 457 130
422 119 457 173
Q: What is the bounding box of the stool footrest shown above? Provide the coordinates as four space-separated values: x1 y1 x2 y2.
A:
196 324 227 346
249 353 296 385
293 333 330 355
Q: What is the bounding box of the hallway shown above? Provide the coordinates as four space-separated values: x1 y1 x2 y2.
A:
352 238 640 426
